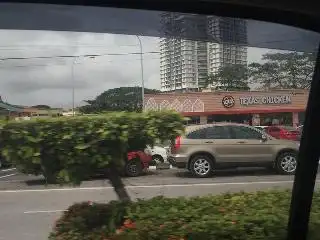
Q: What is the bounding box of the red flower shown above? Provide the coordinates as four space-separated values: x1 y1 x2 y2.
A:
168 237 186 240
218 208 226 212
123 219 136 229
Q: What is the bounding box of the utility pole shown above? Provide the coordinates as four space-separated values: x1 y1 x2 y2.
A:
71 56 79 116
136 36 145 111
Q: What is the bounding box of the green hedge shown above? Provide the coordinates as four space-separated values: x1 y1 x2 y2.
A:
0 111 185 183
49 190 320 240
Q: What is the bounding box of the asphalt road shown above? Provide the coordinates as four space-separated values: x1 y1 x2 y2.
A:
1 167 320 240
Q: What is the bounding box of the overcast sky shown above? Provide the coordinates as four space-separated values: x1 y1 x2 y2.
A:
0 29 299 109
0 3 319 109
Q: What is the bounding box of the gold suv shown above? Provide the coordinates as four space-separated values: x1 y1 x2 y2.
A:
168 123 300 178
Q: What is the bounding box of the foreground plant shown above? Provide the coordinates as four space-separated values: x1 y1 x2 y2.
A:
1 111 185 201
49 190 320 240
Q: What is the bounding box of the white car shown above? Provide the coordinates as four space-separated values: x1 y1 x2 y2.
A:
254 125 268 131
146 145 169 163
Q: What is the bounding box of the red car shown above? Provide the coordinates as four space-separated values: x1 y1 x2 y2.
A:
265 125 301 141
125 150 152 177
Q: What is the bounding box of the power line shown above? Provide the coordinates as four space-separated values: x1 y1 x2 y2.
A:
0 57 161 69
0 51 160 61
0 44 139 48
0 44 141 51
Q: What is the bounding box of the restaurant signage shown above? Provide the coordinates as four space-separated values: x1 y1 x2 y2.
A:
239 95 292 106
222 96 235 108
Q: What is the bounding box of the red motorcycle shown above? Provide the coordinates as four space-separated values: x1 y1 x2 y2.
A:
125 150 152 177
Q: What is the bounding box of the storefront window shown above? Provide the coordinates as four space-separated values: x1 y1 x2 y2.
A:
260 112 292 126
298 112 305 125
207 114 252 124
185 116 200 125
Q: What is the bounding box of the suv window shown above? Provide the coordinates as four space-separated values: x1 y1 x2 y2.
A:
205 126 231 139
186 128 206 139
230 126 263 139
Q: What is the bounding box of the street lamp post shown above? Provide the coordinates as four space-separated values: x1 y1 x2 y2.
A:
136 35 145 111
71 56 79 116
71 56 95 116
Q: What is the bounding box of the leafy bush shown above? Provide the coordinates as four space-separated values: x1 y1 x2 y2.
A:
0 111 185 183
49 190 320 240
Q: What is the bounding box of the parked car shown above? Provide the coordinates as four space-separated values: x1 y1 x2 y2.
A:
297 125 304 134
253 126 268 131
146 145 169 163
125 150 152 177
265 125 301 141
168 123 299 178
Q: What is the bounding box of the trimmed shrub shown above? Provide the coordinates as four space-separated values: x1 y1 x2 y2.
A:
0 111 185 184
49 190 320 240
49 201 129 240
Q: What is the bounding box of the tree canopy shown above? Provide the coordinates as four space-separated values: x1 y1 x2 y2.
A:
31 105 51 109
79 87 160 113
206 64 250 91
205 51 316 91
248 52 316 90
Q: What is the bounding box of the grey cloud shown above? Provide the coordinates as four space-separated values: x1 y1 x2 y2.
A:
0 30 153 108
4 78 89 93
2 62 134 93
0 30 79 58
0 26 272 109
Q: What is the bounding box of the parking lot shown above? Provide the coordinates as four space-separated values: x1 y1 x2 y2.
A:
1 166 320 240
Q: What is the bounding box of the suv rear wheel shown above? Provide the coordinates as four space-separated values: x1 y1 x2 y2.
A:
190 155 213 178
275 151 297 175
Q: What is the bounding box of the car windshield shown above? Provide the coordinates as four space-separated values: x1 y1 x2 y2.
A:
0 3 318 240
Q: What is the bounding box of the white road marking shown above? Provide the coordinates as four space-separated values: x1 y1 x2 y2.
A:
19 179 320 215
0 179 310 193
1 168 16 172
0 173 17 179
24 210 66 214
